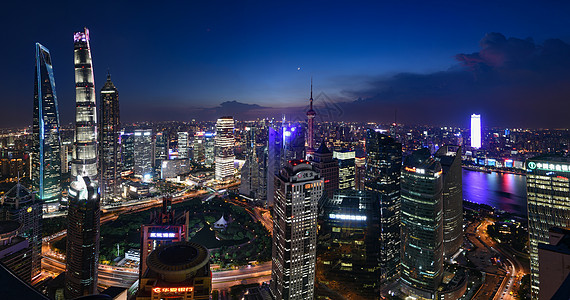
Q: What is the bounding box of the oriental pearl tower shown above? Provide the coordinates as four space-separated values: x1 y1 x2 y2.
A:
306 78 316 159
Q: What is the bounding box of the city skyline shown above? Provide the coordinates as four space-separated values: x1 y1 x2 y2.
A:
2 2 570 128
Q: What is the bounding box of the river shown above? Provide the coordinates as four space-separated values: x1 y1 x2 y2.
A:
462 169 527 216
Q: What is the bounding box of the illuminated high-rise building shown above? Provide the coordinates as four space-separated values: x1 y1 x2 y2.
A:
267 126 282 206
215 117 235 181
400 148 444 299
121 131 135 174
526 156 570 298
178 132 189 159
281 124 305 167
364 130 401 283
32 43 62 209
470 114 481 149
434 145 463 258
98 72 120 204
333 150 355 190
70 29 98 179
65 28 101 299
203 132 215 167
306 79 316 156
134 129 153 178
192 132 205 164
271 160 322 300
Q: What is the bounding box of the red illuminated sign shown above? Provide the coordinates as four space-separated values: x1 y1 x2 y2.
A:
152 287 194 293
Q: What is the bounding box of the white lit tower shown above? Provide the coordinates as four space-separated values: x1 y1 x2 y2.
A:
470 114 481 149
65 28 101 299
215 117 235 181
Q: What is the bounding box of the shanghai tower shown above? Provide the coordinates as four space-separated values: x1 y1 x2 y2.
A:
65 28 101 299
32 43 62 210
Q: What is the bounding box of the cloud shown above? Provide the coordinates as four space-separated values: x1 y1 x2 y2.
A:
336 32 570 128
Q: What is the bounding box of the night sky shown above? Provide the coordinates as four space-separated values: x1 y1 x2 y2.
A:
3 1 570 128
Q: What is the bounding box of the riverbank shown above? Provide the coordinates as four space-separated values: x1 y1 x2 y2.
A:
462 165 526 176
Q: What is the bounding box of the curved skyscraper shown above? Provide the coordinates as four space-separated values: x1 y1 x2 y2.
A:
32 43 62 209
71 29 98 179
65 28 101 299
98 73 120 203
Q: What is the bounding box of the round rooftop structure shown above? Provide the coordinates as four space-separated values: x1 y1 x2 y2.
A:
0 220 21 241
146 241 209 283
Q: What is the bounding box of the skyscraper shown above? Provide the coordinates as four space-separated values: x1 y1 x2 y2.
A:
400 148 444 299
526 156 570 298
267 125 283 206
134 129 153 178
178 132 189 159
310 142 339 199
470 114 481 149
0 182 43 281
364 130 402 283
98 72 120 204
306 79 316 156
121 131 135 174
154 131 168 166
333 150 356 190
32 43 62 210
239 127 260 200
65 176 101 298
319 189 381 297
215 117 235 181
65 28 101 299
434 145 463 258
203 132 215 167
271 160 322 300
70 29 98 179
281 124 305 167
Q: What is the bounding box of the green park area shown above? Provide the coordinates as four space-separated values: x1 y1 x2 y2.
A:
45 196 272 267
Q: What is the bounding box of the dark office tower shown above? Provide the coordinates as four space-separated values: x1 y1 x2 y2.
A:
121 131 135 174
310 142 339 199
306 79 316 156
32 43 62 209
66 28 101 299
98 72 120 204
65 176 100 299
154 132 168 166
319 190 381 298
400 148 444 299
71 28 97 180
333 150 356 190
239 127 259 200
526 156 570 298
434 145 463 258
364 130 402 283
271 160 323 300
0 182 43 282
267 126 282 206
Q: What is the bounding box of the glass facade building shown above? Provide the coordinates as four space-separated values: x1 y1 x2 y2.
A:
134 129 153 178
333 150 356 190
526 156 570 299
400 148 444 299
434 145 463 258
98 73 120 203
364 130 402 283
65 28 101 299
32 43 62 207
319 189 381 298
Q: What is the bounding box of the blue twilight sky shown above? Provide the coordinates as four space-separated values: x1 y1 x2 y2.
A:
2 1 570 128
